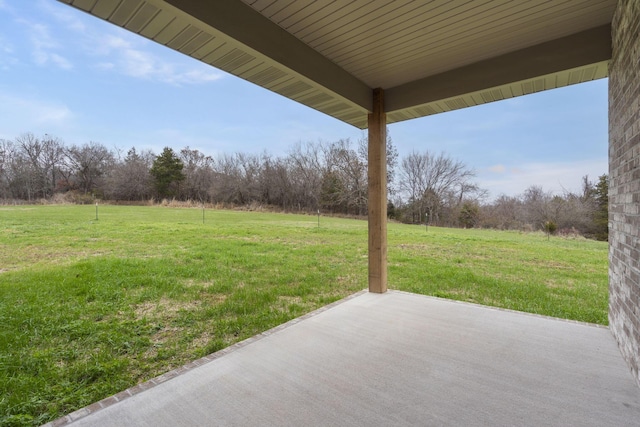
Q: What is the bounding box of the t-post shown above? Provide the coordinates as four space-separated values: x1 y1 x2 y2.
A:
95 202 98 221
425 212 429 232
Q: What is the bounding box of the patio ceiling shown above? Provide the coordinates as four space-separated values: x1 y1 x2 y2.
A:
60 0 615 129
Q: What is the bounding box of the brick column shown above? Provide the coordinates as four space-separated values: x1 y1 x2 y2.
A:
609 0 640 387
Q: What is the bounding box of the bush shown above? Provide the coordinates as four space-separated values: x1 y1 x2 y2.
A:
543 220 557 239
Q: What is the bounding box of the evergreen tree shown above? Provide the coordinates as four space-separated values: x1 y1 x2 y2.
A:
593 174 609 241
459 201 479 228
150 147 185 199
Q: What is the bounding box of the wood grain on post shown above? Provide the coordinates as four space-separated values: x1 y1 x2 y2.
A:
368 88 387 293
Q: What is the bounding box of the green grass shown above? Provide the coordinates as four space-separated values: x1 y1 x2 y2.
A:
0 205 608 426
388 226 607 323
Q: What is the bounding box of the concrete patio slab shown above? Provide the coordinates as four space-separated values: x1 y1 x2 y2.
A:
47 290 640 426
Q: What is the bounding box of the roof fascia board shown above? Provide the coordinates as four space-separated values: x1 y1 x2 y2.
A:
163 0 373 111
385 24 612 113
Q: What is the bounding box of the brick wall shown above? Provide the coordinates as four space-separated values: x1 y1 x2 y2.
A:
609 0 640 387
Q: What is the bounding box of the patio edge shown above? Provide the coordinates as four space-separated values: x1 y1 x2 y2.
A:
42 289 368 427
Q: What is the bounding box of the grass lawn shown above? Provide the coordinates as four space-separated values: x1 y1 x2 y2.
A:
0 205 608 426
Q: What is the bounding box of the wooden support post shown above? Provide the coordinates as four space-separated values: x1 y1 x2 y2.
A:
368 88 387 293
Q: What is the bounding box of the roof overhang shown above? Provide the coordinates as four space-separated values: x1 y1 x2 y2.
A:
59 0 614 129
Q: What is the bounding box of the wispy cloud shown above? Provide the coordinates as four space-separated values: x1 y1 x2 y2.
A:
0 34 17 69
37 0 86 32
19 20 73 69
0 35 12 52
87 33 224 85
8 1 224 83
35 50 73 70
0 93 74 133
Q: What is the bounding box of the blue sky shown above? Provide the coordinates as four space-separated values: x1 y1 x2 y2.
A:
0 0 608 199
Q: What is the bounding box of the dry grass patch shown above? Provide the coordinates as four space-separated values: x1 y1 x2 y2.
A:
134 297 203 320
181 278 216 288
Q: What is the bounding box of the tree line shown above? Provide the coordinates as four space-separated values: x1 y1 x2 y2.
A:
0 132 607 239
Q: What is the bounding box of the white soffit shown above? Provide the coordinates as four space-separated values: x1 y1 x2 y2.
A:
59 0 615 129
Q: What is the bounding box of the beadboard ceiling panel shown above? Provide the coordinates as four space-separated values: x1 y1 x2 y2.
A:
60 0 615 129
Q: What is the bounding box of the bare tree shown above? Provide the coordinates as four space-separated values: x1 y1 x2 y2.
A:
478 178 605 237
210 153 238 204
521 186 554 229
13 133 64 199
479 195 523 230
210 153 261 205
357 129 398 196
399 151 429 223
323 139 367 214
0 139 14 199
258 153 292 209
237 152 262 204
286 141 324 211
398 150 480 225
63 142 115 195
179 147 215 202
107 147 154 201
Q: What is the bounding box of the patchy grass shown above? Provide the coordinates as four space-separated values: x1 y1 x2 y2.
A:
0 205 607 426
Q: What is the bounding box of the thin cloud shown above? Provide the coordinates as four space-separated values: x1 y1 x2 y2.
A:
120 46 156 78
20 20 73 70
34 51 73 70
169 68 225 85
0 35 17 70
488 164 506 173
48 7 225 86
0 35 12 52
0 93 74 129
13 1 223 83
92 34 132 55
93 34 224 85
37 0 86 32
37 104 74 124
96 62 115 70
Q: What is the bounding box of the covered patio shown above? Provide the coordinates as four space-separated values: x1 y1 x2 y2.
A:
46 291 640 426
50 0 640 424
